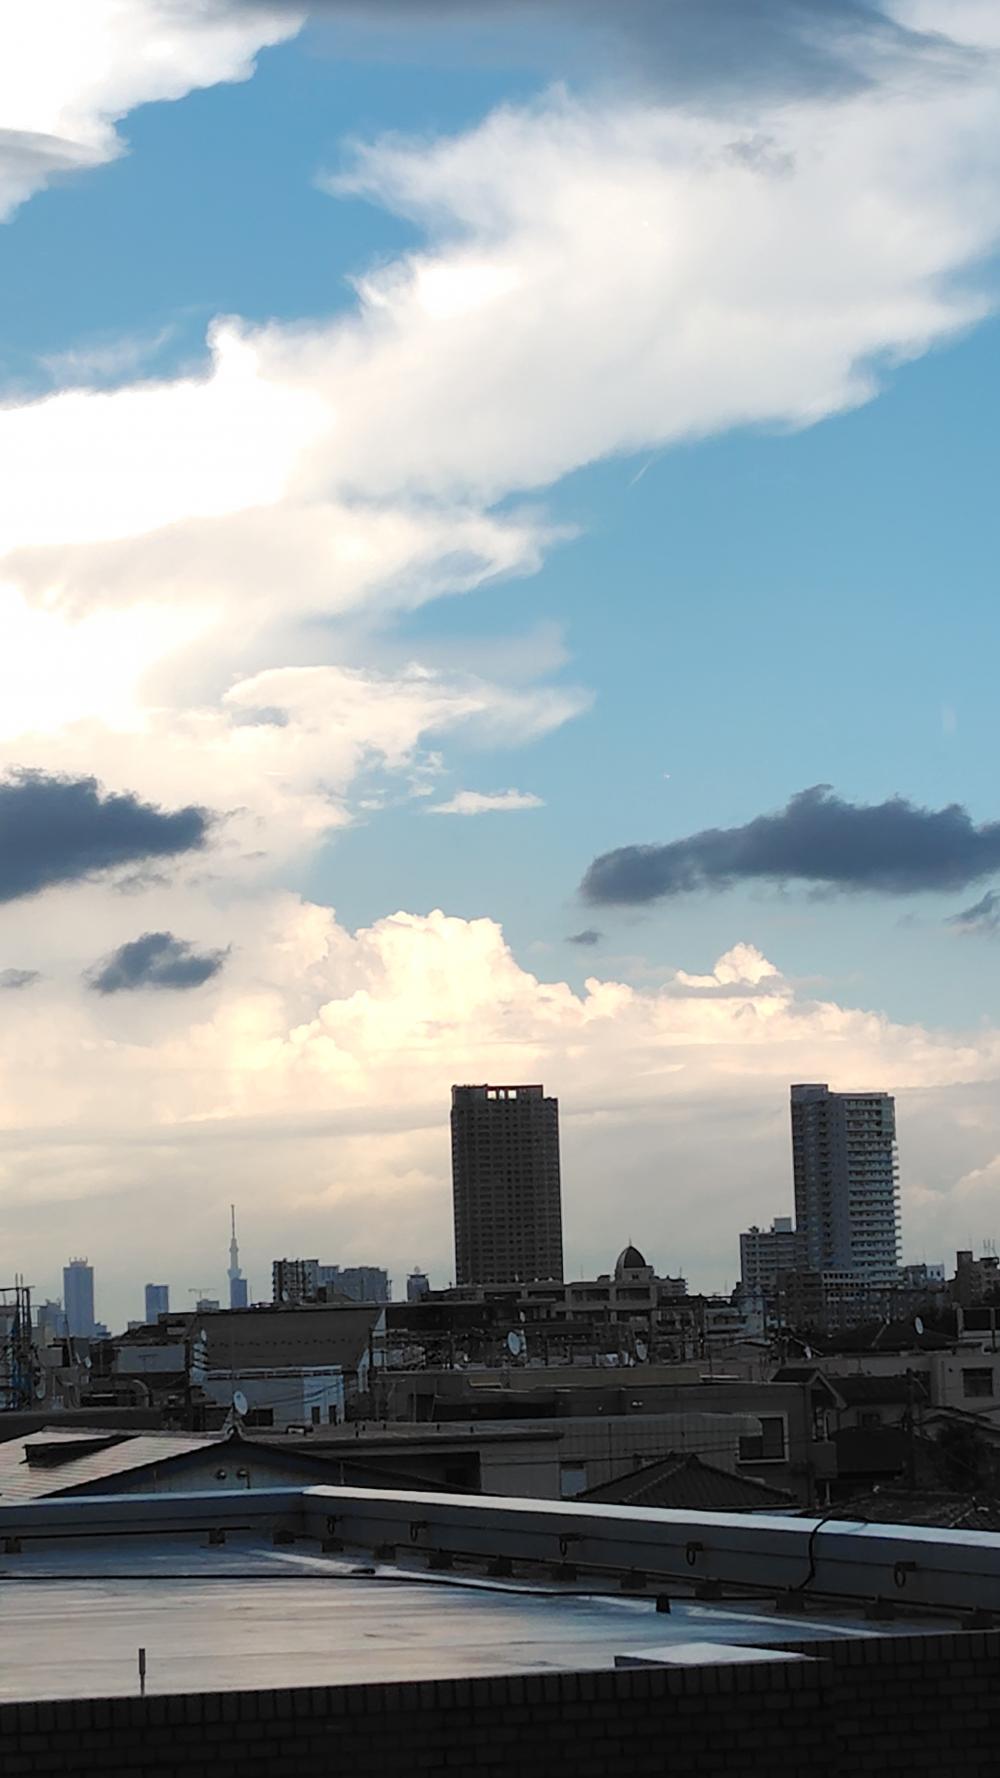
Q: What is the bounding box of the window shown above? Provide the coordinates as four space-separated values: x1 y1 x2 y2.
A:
738 1416 786 1463
963 1368 994 1400
560 1463 588 1498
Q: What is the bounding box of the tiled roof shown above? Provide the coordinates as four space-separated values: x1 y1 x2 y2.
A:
578 1453 793 1511
0 1428 215 1503
820 1491 1000 1532
828 1374 926 1407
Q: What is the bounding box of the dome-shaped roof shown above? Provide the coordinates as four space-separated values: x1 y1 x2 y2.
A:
615 1244 647 1275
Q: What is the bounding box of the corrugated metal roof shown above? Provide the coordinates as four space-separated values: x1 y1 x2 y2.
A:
0 1429 215 1503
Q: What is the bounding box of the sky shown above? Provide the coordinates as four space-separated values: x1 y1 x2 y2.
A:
2 0 1000 1327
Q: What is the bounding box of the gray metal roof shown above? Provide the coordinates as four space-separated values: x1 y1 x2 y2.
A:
0 1429 215 1502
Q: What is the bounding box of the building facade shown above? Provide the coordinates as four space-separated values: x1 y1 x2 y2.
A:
407 1269 431 1304
318 1266 390 1305
791 1084 900 1286
272 1258 319 1305
739 1217 805 1302
451 1084 563 1286
144 1283 169 1323
63 1259 95 1339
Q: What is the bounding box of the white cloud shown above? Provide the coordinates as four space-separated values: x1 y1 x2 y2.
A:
1 30 996 857
0 0 302 220
3 0 1000 1316
428 788 544 815
1 899 998 1320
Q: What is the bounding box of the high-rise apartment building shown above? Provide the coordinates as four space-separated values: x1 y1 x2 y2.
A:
63 1259 95 1339
272 1258 319 1305
144 1283 170 1322
451 1084 563 1286
790 1084 900 1285
739 1218 805 1300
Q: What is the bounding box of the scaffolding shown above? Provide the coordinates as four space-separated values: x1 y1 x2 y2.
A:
0 1278 35 1410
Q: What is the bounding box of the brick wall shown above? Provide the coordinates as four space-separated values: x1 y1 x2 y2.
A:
2 1628 999 1776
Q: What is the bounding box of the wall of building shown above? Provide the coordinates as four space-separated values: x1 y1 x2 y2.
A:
4 1628 1000 1777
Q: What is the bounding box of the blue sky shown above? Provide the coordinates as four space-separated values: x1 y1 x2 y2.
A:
3 1 1000 1318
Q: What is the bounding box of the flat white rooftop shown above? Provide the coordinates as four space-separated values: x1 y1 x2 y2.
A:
0 1531 949 1702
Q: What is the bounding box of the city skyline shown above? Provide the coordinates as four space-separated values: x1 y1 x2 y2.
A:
18 1074 955 1331
3 2 1000 1324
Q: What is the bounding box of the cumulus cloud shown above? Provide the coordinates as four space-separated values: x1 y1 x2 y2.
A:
567 928 602 947
88 930 227 995
582 786 1000 906
1 2 998 868
0 770 210 903
428 788 544 815
0 1 301 221
0 968 40 990
948 889 1000 937
1 895 999 1323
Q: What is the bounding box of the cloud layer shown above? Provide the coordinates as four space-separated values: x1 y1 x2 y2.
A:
2 898 999 1322
88 930 228 995
0 771 210 903
582 787 1000 906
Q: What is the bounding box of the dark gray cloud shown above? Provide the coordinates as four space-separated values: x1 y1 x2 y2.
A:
948 890 1000 937
582 786 1000 907
567 928 603 946
0 968 40 991
87 932 227 995
266 0 968 104
0 771 210 903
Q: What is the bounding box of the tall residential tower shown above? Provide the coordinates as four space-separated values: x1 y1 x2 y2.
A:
63 1259 95 1339
451 1084 563 1286
790 1083 900 1286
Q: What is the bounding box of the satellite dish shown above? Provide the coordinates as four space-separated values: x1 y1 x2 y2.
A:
233 1390 249 1416
635 1339 648 1362
199 1329 207 1343
804 1345 813 1360
914 1317 925 1336
33 1378 47 1401
506 1330 523 1357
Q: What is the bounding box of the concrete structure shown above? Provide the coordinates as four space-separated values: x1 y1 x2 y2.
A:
900 1261 946 1292
739 1217 804 1309
407 1268 430 1303
451 1083 563 1285
791 1083 900 1286
202 1364 345 1429
144 1284 169 1323
953 1247 1000 1306
62 1259 94 1339
319 1264 390 1304
425 1244 688 1357
197 1303 385 1399
271 1257 319 1305
5 1485 1000 1776
227 1206 248 1310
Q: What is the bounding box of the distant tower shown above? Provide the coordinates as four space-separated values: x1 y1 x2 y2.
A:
791 1083 900 1285
145 1283 170 1323
63 1259 95 1339
451 1083 564 1286
407 1268 430 1303
228 1206 248 1309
